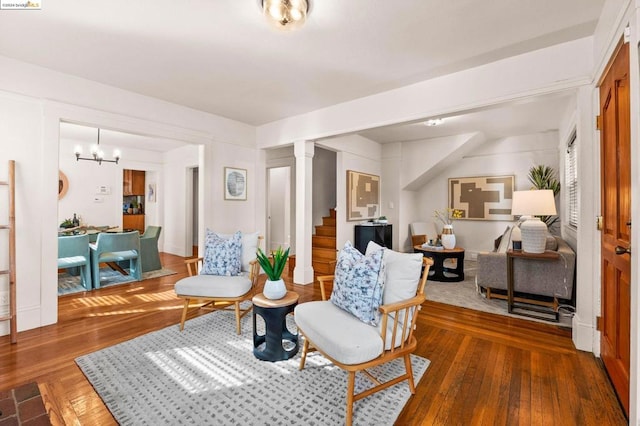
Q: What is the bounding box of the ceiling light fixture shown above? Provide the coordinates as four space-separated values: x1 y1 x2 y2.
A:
262 0 310 31
73 128 121 165
424 118 444 126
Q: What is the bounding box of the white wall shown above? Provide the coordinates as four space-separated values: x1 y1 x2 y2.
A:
413 132 560 258
268 166 288 251
312 147 336 229
322 135 382 250
59 138 124 227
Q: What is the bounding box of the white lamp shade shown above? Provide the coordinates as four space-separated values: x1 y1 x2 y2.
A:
511 190 557 216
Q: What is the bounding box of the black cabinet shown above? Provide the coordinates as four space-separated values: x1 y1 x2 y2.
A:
354 224 392 254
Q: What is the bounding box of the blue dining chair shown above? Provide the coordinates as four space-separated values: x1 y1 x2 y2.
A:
140 226 162 272
90 231 142 288
58 234 92 290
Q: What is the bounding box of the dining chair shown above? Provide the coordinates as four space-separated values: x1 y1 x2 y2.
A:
58 234 92 290
140 226 162 272
90 231 142 289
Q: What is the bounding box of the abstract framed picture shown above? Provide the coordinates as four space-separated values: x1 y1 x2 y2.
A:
347 170 380 221
224 167 247 201
448 175 515 221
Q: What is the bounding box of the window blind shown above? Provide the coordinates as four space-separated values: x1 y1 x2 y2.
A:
565 130 578 228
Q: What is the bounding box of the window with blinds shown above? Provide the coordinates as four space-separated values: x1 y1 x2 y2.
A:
565 130 578 228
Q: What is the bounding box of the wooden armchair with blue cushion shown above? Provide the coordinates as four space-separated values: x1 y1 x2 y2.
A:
295 241 432 426
58 234 92 290
140 226 162 272
90 231 142 288
174 231 262 334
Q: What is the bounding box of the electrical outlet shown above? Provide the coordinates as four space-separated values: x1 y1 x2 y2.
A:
0 291 8 305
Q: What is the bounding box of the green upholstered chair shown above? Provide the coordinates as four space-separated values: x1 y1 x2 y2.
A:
90 231 141 288
140 226 162 272
58 234 92 290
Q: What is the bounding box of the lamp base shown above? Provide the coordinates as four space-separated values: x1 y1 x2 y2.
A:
520 217 547 253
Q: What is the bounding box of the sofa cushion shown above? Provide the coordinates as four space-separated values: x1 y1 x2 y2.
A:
365 241 423 305
330 241 385 326
295 300 383 365
496 226 512 253
175 272 252 298
201 230 242 276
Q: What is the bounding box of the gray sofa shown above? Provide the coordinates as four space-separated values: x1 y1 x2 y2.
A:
476 231 576 303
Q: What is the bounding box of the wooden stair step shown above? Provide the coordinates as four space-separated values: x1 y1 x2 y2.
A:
315 226 336 237
312 235 336 249
322 217 336 227
313 247 336 261
329 208 336 218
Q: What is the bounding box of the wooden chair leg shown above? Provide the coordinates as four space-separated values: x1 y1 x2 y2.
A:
404 354 416 393
234 301 241 334
299 339 310 370
346 371 356 426
179 299 190 331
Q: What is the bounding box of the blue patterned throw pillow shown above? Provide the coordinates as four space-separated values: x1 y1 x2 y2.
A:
201 230 242 276
330 241 385 326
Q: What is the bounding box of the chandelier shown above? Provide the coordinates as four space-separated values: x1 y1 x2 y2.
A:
262 0 310 31
73 128 121 165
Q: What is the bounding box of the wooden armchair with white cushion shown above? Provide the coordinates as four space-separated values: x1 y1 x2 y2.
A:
295 241 432 426
174 231 262 334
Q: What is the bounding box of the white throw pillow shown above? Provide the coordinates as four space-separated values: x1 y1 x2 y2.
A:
365 241 423 305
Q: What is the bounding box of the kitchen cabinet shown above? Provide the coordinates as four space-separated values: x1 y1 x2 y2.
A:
123 169 145 196
123 214 145 233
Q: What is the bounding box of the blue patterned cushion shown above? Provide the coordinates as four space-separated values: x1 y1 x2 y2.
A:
330 241 385 326
201 230 242 276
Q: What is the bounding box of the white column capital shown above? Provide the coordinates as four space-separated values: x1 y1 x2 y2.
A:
294 140 315 158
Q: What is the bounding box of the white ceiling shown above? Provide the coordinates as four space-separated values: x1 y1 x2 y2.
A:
1 1 603 146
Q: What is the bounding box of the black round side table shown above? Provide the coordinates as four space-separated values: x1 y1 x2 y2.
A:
252 291 299 362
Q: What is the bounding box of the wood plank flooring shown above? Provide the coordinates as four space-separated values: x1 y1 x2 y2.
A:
0 253 627 425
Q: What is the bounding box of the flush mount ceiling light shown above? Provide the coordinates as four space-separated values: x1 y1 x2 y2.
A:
261 0 310 31
424 118 445 126
73 128 121 165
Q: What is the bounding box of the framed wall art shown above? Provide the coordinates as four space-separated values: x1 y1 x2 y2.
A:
347 170 380 221
448 175 515 221
224 167 247 200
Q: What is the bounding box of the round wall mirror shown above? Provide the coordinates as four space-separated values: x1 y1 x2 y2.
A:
58 170 69 200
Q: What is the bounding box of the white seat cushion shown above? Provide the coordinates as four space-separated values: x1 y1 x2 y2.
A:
295 300 383 365
174 272 252 298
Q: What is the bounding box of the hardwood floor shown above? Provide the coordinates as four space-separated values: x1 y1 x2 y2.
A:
0 253 626 425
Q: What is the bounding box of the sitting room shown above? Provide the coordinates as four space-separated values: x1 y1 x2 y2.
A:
0 1 635 425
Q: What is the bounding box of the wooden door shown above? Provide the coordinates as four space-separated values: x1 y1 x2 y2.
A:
599 40 631 415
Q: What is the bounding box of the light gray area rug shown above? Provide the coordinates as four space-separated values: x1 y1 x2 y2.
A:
76 310 430 426
58 268 176 296
425 260 573 327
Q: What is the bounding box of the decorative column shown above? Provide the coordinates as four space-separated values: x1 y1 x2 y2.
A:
294 140 314 284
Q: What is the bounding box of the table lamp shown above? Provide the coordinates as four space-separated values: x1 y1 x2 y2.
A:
510 190 557 253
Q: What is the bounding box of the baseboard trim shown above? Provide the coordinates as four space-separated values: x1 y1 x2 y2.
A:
572 312 596 353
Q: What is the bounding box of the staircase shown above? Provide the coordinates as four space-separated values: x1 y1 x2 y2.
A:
312 208 337 275
288 208 337 277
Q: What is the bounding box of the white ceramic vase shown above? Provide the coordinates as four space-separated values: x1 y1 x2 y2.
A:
441 225 456 249
263 278 287 300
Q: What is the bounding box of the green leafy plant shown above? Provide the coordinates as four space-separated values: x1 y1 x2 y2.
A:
256 246 290 281
527 165 560 227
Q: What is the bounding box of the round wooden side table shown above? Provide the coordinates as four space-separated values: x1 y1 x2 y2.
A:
252 291 299 361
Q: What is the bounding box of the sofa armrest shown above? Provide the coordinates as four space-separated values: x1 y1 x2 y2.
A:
476 251 507 290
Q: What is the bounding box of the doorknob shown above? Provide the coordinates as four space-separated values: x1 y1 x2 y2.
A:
615 245 631 255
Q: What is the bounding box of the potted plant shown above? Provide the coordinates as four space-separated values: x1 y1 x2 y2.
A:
377 215 388 224
256 246 290 299
528 165 560 228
